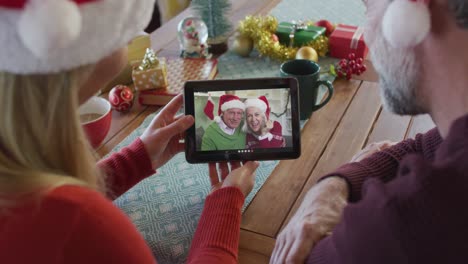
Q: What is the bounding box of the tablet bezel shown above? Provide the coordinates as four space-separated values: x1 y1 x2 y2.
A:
184 77 301 163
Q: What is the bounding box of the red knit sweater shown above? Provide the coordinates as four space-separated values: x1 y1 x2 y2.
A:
307 115 468 263
246 121 284 149
0 139 244 264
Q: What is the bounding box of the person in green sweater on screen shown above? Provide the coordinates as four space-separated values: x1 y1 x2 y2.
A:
202 94 246 151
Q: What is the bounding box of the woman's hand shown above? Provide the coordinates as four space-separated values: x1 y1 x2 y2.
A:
209 161 259 197
140 94 194 170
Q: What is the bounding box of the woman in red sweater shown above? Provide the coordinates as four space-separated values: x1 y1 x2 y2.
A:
244 96 286 149
0 1 257 263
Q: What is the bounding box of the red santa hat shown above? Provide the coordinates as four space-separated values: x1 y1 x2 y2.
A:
0 0 155 74
212 94 245 123
244 96 270 119
218 94 245 116
382 0 431 48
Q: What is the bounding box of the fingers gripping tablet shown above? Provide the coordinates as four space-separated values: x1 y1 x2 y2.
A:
184 78 301 163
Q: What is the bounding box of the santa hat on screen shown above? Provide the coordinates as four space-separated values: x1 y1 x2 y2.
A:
0 0 155 74
382 0 431 48
244 96 271 119
210 94 245 122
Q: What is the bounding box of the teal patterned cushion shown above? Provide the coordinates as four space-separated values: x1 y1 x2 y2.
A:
113 0 364 263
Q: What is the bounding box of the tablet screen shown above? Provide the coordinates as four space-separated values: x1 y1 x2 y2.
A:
185 78 300 163
195 88 293 152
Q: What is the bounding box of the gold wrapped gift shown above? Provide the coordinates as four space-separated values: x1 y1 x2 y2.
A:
102 34 152 93
132 49 168 91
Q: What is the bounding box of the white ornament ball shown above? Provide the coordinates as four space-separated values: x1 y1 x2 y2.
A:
382 0 431 48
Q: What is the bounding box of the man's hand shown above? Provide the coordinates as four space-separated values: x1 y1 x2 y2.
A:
270 177 348 264
209 161 259 197
350 140 397 162
140 94 195 170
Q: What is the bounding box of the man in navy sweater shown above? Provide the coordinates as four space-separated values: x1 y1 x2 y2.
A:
271 0 468 263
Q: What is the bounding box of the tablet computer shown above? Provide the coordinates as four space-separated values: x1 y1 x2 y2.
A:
184 77 301 163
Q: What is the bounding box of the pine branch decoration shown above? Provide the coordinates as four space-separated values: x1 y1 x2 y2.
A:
192 0 233 41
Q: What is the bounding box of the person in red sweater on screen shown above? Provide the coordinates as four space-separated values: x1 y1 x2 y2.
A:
271 0 468 263
244 96 286 149
0 1 258 264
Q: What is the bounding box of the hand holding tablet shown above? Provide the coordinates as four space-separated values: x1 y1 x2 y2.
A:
209 161 259 198
184 78 301 163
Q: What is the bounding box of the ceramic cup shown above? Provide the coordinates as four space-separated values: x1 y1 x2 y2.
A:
280 59 334 120
79 96 112 148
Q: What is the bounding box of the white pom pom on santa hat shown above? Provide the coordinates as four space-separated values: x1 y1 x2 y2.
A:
382 0 431 48
17 0 82 59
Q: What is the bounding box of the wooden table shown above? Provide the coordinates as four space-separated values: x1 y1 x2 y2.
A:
97 1 436 263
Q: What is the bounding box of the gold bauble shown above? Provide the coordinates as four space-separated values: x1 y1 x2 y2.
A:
295 46 319 62
232 35 254 57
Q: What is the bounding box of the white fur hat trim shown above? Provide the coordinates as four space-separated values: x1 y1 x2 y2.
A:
220 99 245 112
244 98 267 113
382 0 431 48
18 0 82 59
0 0 155 74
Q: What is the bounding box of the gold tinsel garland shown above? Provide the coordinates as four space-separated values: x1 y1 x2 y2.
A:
238 15 329 61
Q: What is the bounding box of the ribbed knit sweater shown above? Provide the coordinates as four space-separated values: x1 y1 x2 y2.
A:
0 139 244 264
307 114 468 263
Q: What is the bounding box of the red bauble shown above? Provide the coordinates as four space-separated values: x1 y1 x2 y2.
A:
109 85 134 113
315 20 335 37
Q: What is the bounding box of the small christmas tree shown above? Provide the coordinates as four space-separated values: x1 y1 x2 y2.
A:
191 0 232 52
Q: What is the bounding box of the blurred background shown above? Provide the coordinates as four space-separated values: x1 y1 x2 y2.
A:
145 0 191 33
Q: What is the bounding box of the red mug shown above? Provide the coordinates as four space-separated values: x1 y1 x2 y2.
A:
79 97 112 148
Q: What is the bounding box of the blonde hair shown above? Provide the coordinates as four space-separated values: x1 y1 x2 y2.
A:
0 66 106 210
242 107 267 135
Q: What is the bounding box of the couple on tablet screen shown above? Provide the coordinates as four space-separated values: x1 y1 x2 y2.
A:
201 94 286 151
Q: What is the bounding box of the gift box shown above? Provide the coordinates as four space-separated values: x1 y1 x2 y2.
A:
276 22 326 47
102 34 151 93
132 49 168 91
329 24 369 59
